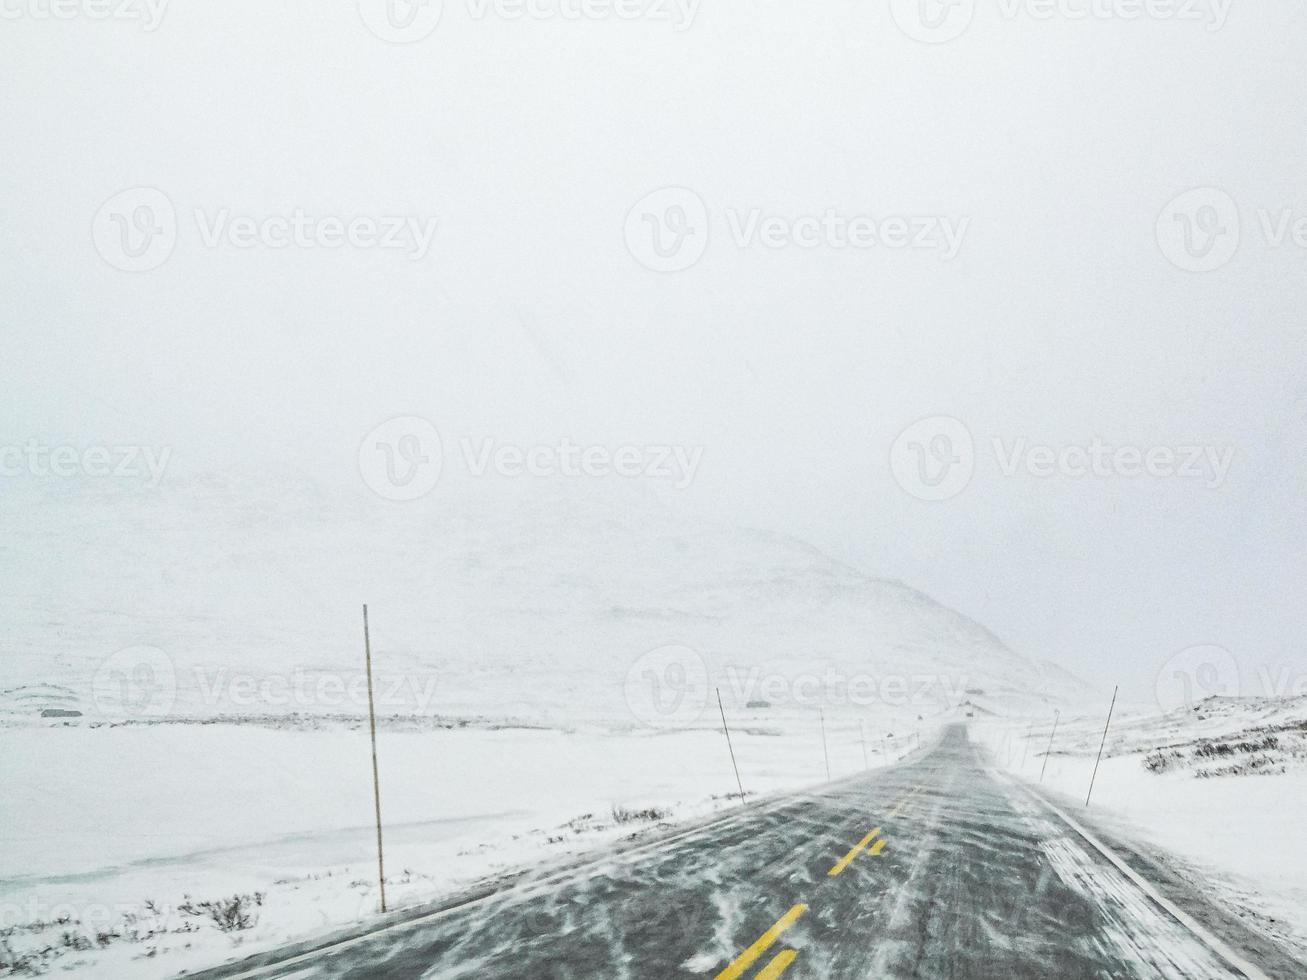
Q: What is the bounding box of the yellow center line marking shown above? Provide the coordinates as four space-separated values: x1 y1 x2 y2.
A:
887 784 925 818
828 828 881 877
755 948 799 980
713 904 807 980
868 838 887 857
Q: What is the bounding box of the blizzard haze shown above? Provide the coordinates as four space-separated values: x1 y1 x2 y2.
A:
3 1 1306 702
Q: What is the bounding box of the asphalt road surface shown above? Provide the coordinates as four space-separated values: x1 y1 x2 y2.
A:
193 725 1300 980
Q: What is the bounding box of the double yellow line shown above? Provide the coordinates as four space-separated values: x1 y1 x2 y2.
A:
826 783 922 877
827 828 884 877
713 904 807 980
714 783 928 978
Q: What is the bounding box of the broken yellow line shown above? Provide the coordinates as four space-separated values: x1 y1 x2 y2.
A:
755 948 799 979
713 904 808 980
828 828 882 877
868 838 887 857
887 785 924 818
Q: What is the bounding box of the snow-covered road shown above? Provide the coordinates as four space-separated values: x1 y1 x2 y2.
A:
188 725 1301 979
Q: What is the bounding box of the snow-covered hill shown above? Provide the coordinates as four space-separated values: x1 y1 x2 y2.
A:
0 470 1091 727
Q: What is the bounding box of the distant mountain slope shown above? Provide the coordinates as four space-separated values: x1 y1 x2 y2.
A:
0 471 1091 726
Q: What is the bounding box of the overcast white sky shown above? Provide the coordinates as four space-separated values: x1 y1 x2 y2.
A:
2 1 1305 703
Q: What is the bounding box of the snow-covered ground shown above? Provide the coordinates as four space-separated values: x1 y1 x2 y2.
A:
978 696 1307 961
0 717 928 978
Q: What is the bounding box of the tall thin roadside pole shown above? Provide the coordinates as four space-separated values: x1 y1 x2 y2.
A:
859 720 870 771
1085 687 1118 808
819 709 831 782
717 688 746 805
1020 720 1034 769
363 604 387 913
1039 710 1061 784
